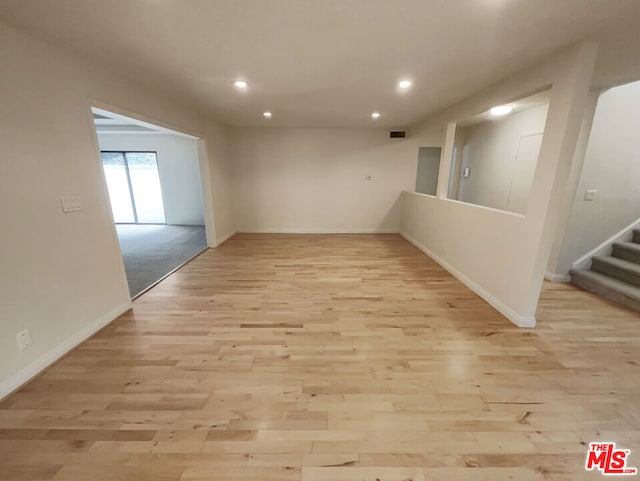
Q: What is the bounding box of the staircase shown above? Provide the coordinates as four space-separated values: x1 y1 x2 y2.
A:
570 229 640 312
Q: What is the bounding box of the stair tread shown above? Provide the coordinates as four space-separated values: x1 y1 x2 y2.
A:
592 255 640 273
614 241 640 251
570 268 640 301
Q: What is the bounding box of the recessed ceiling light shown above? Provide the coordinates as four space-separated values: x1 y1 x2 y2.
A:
234 80 248 89
398 80 412 89
263 111 272 118
371 112 381 119
490 104 514 116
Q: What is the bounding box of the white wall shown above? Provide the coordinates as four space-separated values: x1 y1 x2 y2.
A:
401 42 598 327
544 90 600 281
0 22 234 398
230 127 441 233
415 147 441 196
548 81 640 276
97 133 205 225
456 104 549 213
201 118 236 244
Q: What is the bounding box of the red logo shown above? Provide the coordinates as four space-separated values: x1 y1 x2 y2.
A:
585 442 637 475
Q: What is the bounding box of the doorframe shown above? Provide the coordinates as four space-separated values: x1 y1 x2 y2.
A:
85 99 218 297
87 99 217 241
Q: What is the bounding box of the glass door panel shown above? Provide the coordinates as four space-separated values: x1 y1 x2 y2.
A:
101 152 135 223
125 152 166 224
101 151 166 224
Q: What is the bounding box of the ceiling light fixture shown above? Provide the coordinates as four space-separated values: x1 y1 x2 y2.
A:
371 112 381 119
490 104 514 116
234 80 248 89
263 111 272 118
398 80 412 89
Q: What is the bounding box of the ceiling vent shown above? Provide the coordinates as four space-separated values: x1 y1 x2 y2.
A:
389 131 406 139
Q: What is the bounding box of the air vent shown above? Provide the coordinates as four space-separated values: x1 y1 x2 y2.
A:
389 131 406 138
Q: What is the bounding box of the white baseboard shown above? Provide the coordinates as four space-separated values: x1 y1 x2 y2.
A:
236 228 400 234
400 231 535 328
0 300 132 401
545 271 571 282
214 230 236 247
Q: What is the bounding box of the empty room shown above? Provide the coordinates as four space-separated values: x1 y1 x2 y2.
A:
93 108 209 298
0 2 639 481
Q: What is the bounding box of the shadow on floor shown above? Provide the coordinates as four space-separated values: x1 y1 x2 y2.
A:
116 224 207 297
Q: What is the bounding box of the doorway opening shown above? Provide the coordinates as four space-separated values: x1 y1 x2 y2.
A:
93 107 209 298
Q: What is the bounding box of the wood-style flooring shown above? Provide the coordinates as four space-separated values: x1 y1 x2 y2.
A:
1 234 639 480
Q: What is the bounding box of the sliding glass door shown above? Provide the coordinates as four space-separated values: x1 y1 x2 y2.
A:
101 151 166 224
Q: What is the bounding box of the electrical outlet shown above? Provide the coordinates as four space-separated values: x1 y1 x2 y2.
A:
16 329 33 351
584 189 597 201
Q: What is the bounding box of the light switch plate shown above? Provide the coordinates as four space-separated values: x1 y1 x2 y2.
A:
61 196 82 213
584 189 597 201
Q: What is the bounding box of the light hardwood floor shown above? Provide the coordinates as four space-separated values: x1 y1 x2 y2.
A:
1 234 639 481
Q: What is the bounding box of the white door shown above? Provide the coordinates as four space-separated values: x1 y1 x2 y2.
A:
507 133 543 214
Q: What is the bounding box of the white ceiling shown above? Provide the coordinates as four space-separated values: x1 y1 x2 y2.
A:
457 88 551 127
93 113 155 131
2 0 640 128
92 107 195 137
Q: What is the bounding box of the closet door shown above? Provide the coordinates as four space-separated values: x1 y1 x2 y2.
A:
507 133 543 214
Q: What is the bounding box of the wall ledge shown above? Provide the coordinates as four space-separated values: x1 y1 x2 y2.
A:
401 231 536 328
0 300 132 401
236 228 400 234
